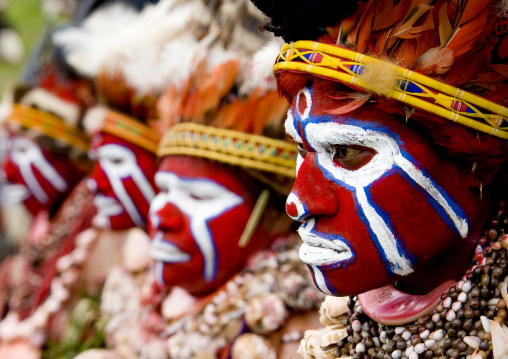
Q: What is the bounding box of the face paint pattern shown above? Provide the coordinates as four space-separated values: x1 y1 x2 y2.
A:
286 87 469 295
3 136 68 206
150 171 244 285
90 143 156 229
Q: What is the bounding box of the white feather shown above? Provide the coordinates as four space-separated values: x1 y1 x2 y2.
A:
240 36 284 95
82 106 108 135
54 0 212 96
495 0 508 15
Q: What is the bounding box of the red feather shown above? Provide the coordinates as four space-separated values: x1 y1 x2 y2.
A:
393 4 435 39
445 5 490 58
372 0 412 31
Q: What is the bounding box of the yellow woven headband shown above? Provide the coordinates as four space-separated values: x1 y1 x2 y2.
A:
158 123 298 178
274 41 508 140
102 110 160 153
7 104 90 153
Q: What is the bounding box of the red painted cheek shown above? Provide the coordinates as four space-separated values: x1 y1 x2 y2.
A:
90 164 111 196
156 212 208 294
369 171 459 260
206 202 253 287
313 186 390 295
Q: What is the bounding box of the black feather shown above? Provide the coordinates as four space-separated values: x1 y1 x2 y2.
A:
250 0 360 41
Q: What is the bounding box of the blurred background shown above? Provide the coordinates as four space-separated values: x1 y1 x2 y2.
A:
0 0 46 90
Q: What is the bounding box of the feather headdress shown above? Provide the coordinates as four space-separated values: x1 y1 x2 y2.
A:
255 0 508 182
155 0 297 192
54 0 212 149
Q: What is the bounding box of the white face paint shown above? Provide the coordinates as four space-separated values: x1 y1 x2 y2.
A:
5 137 67 204
285 87 469 293
93 144 155 228
149 171 244 284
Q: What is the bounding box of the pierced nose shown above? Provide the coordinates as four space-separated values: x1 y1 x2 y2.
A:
286 192 308 221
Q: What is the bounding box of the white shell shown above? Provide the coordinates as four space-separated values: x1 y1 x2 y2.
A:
244 294 287 335
231 333 276 359
320 327 347 347
319 296 350 325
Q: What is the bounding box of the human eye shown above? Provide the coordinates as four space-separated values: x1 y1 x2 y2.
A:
102 155 124 165
189 190 214 201
330 145 376 169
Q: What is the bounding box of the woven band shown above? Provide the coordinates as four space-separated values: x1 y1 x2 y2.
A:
158 123 298 178
102 110 160 153
7 104 89 153
274 41 508 140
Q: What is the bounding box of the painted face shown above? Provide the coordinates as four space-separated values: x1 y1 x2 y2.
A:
285 86 485 296
149 156 272 296
88 132 157 230
1 135 78 216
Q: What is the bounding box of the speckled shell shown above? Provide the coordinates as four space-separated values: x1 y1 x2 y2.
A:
276 269 324 310
231 333 277 359
297 329 328 359
244 293 288 335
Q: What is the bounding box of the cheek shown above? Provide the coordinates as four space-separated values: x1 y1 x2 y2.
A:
3 158 23 183
90 165 113 194
318 185 385 266
369 171 459 259
207 203 253 267
121 177 150 206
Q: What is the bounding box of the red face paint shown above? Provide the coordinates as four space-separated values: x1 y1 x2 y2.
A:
88 132 157 230
285 86 487 297
149 156 277 296
2 135 84 216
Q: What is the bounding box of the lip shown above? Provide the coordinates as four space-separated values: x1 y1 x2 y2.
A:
298 222 353 267
93 195 123 216
150 232 191 263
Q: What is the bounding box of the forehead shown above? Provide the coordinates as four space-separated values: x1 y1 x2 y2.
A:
92 132 155 158
287 86 428 150
158 156 250 197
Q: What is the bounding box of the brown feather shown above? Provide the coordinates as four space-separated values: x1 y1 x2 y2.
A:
393 4 435 39
372 0 412 31
340 1 365 43
489 64 508 79
441 40 496 86
356 0 378 52
445 5 490 58
438 1 453 46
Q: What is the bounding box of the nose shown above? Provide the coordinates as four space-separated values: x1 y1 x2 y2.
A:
89 163 109 193
148 201 183 235
286 153 339 222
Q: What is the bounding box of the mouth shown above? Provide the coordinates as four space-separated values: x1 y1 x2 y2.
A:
1 183 30 204
93 195 123 216
150 232 191 263
298 221 353 267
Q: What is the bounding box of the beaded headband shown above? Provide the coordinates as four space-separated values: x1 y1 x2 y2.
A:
101 110 160 153
7 104 89 153
158 123 298 178
274 41 508 140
